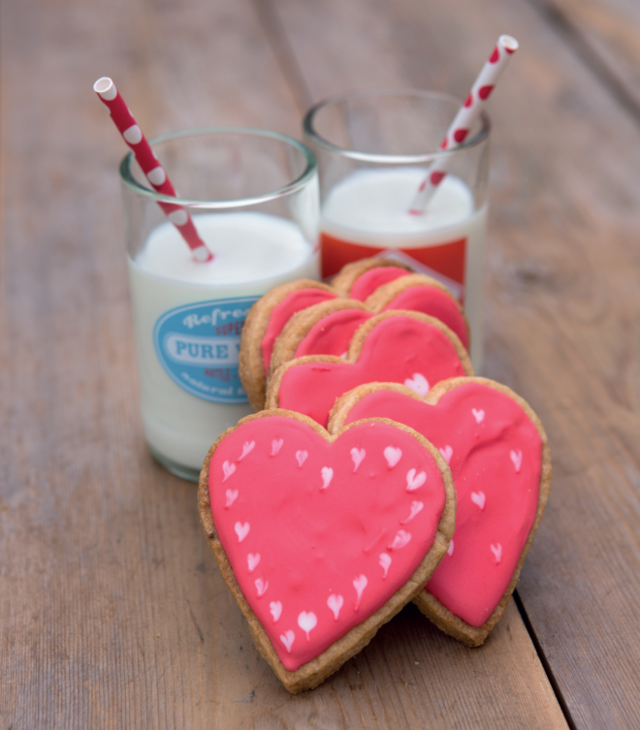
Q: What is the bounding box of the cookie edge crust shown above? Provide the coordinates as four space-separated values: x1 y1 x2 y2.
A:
238 280 334 411
264 310 474 413
330 257 414 297
198 409 456 692
328 376 552 647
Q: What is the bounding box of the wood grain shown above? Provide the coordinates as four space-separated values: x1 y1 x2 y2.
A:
266 0 640 727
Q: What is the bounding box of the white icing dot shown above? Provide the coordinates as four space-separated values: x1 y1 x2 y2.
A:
247 553 260 572
510 449 523 473
388 530 412 550
401 501 424 524
168 208 188 226
298 611 317 640
270 601 282 622
238 440 255 461
406 468 426 491
327 594 344 620
472 408 485 424
234 522 250 542
447 539 455 557
295 450 308 467
123 124 142 145
351 447 366 472
471 491 486 510
384 446 402 468
225 489 238 508
255 578 269 597
321 466 333 490
271 439 283 456
404 372 430 397
379 553 392 578
439 445 453 465
353 574 368 610
280 630 295 653
490 543 502 564
147 166 166 186
222 461 236 482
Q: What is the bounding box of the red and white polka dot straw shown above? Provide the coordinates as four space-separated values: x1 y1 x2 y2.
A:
408 35 519 215
93 77 213 262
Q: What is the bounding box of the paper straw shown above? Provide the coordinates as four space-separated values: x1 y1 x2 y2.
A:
93 77 213 262
408 35 519 215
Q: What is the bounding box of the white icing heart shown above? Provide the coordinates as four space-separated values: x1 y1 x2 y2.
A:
255 578 269 597
225 489 238 508
271 438 283 456
327 594 344 620
471 491 486 510
379 553 392 578
439 445 453 465
472 408 485 424
510 449 523 473
406 468 427 491
222 460 236 482
447 539 455 556
247 553 260 572
280 630 295 653
353 574 368 610
384 446 402 468
321 466 333 490
490 543 502 564
388 530 412 550
404 372 430 397
351 447 366 472
234 522 250 542
298 611 317 640
401 500 424 524
270 601 282 622
238 441 255 461
295 450 308 467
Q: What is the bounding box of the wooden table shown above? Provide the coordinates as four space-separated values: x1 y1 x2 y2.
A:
2 0 640 726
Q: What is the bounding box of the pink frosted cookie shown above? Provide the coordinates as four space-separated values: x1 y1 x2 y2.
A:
198 409 455 692
265 311 473 428
239 280 336 410
240 259 467 410
328 377 552 647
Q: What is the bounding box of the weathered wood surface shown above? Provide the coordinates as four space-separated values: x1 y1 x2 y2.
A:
1 0 637 726
268 0 640 727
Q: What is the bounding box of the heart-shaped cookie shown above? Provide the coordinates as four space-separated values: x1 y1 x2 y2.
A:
266 311 472 428
198 409 455 692
328 377 551 647
239 259 467 410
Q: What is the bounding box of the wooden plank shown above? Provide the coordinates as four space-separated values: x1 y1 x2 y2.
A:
266 0 640 727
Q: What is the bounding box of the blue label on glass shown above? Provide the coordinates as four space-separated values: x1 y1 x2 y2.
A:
153 296 257 403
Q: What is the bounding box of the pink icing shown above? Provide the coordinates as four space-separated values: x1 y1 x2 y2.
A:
384 286 468 349
277 315 467 427
209 416 446 672
349 267 410 301
342 383 542 627
294 309 373 359
261 289 337 373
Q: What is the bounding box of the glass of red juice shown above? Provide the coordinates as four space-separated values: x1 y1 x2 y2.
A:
303 89 490 371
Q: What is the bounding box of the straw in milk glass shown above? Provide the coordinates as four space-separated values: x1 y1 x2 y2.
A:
408 35 519 215
93 77 213 262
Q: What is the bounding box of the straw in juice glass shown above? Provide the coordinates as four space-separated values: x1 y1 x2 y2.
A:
408 35 519 215
93 77 213 262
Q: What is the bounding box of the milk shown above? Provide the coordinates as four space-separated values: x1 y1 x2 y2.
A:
128 212 319 475
320 168 487 370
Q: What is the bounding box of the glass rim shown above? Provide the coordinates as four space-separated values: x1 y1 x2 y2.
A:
302 88 491 164
119 126 318 209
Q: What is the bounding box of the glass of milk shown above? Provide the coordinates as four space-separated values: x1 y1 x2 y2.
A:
302 90 490 370
120 128 320 481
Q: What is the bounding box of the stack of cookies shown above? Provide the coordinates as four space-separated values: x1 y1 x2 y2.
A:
197 259 552 693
